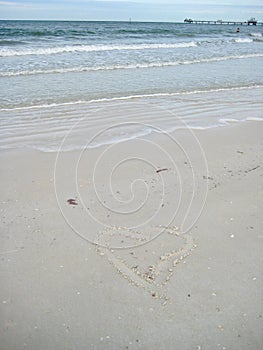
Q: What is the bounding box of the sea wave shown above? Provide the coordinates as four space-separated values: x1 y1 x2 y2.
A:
234 38 253 43
0 41 197 57
0 40 25 46
249 32 262 37
1 85 262 112
1 53 263 77
0 28 96 37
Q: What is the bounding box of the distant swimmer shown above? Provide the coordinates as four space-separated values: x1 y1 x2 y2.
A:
236 27 240 33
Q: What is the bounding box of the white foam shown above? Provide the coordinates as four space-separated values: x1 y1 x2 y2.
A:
234 38 253 43
219 118 240 125
246 117 263 122
250 33 262 37
0 41 197 57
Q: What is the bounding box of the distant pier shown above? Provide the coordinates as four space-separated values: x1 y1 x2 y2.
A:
184 18 263 25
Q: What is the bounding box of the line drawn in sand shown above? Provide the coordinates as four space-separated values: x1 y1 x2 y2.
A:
95 225 197 304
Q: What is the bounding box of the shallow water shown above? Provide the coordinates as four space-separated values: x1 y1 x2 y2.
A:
0 20 262 151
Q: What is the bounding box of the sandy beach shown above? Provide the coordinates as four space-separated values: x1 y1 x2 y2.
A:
0 120 262 349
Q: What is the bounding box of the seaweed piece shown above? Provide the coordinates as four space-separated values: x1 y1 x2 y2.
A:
67 198 78 205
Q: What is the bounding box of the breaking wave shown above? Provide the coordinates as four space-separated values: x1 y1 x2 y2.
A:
0 41 197 57
1 53 262 77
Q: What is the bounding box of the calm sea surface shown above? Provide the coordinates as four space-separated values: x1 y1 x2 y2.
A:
0 20 262 151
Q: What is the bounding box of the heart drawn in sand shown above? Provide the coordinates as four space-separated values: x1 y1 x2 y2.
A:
95 225 196 301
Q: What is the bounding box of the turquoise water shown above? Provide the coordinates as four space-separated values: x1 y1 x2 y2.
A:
0 20 262 150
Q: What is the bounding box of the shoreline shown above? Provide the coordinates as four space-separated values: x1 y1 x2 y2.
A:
1 83 263 108
1 86 263 153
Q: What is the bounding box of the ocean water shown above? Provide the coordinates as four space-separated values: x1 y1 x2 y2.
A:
0 20 262 151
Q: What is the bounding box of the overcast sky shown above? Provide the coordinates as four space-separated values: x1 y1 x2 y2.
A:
0 0 262 22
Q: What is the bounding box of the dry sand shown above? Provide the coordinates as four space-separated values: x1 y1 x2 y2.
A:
0 121 262 349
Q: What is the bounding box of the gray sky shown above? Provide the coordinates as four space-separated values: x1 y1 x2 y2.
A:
0 0 262 21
